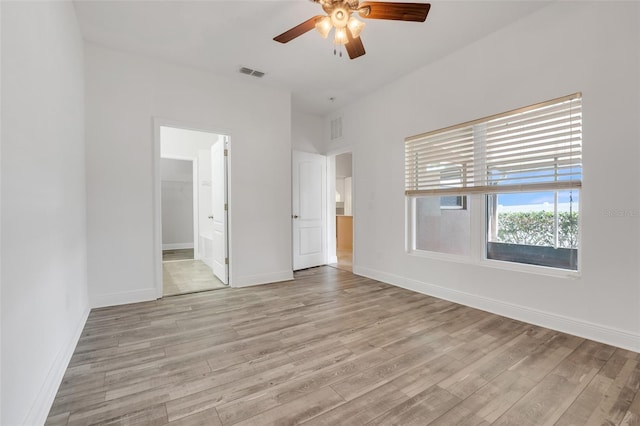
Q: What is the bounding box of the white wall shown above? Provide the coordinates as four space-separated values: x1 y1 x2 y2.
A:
1 3 3 423
326 2 640 351
85 43 292 305
336 152 352 178
1 2 89 424
161 159 194 248
292 110 324 153
161 157 194 182
161 126 220 159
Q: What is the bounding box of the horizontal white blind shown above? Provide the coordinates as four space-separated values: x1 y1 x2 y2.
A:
405 125 475 194
405 93 582 196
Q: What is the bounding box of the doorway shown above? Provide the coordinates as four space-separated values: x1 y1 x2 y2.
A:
154 122 230 297
292 150 327 270
331 152 353 272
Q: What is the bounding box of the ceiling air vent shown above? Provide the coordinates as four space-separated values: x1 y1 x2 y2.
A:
330 116 343 140
239 66 265 78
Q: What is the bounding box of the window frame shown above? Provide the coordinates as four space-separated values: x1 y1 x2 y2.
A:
405 93 582 277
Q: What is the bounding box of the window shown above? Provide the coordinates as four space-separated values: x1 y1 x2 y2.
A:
440 195 466 209
412 195 470 255
406 93 582 271
487 191 579 270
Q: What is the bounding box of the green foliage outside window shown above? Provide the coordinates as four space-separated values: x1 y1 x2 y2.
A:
497 211 579 248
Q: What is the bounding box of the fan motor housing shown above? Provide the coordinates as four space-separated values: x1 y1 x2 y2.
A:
331 7 350 28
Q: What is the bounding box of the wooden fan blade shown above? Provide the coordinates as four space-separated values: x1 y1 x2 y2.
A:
358 2 430 22
274 15 324 43
346 28 366 59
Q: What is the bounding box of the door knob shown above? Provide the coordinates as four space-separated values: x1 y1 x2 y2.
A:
292 215 299 219
208 215 214 220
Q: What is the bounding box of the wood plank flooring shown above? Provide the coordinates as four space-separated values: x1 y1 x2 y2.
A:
47 266 640 425
329 249 353 273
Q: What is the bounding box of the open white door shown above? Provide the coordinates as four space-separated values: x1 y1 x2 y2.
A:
292 151 327 270
211 137 228 284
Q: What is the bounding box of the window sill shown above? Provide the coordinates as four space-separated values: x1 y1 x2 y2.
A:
407 249 471 265
407 249 581 280
480 258 581 279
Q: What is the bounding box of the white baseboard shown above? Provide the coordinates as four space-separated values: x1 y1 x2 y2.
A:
90 288 157 309
354 265 640 353
162 243 194 250
24 307 90 425
232 270 294 288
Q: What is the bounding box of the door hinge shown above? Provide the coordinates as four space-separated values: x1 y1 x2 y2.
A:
224 149 228 157
224 203 228 211
225 257 229 265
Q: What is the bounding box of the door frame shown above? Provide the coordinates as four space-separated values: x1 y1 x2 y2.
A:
209 136 229 284
326 147 353 267
152 117 232 298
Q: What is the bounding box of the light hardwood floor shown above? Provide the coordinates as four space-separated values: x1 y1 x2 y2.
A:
47 266 640 425
329 249 353 273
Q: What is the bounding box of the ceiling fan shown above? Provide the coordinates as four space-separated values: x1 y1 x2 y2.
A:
274 0 431 60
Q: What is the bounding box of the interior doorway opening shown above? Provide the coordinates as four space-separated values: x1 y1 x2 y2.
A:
160 157 196 263
155 123 230 297
330 152 353 272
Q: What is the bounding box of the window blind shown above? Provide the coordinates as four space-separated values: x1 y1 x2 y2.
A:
405 93 582 196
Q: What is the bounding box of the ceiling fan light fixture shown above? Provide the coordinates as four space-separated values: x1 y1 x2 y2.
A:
334 27 349 45
315 16 332 38
273 1 431 60
347 16 365 38
331 7 350 28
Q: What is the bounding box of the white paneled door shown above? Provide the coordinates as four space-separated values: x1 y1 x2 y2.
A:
211 137 228 284
292 151 327 270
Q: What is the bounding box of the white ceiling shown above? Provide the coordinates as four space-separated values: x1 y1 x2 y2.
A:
73 0 550 116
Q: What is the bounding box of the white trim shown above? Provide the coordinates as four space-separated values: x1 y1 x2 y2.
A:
353 265 640 353
479 257 580 279
231 270 294 288
153 119 163 299
326 155 337 270
225 136 233 286
23 307 90 425
162 243 194 250
90 288 157 309
0 4 3 421
192 159 199 259
325 145 353 157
